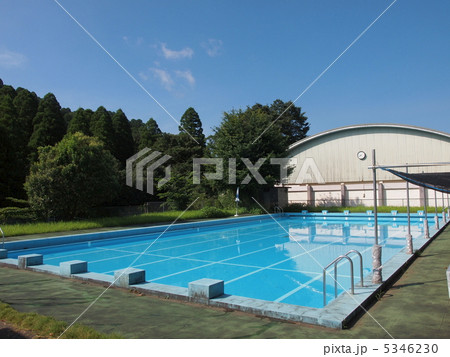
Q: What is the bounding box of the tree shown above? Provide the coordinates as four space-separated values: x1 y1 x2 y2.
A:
13 88 39 144
111 109 134 166
0 95 18 200
67 108 92 136
130 118 162 151
156 108 207 209
129 119 144 150
0 119 11 203
0 85 16 100
251 99 309 146
25 132 120 220
11 88 39 197
208 106 287 201
268 99 309 145
61 107 73 127
28 93 66 161
90 106 115 154
179 107 206 148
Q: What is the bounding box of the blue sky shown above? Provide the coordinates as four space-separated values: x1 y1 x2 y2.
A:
1 0 449 137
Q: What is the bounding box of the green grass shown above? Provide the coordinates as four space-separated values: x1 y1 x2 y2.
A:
0 301 121 338
1 208 241 237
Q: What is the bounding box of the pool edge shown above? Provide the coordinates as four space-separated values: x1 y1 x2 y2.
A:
1 216 447 330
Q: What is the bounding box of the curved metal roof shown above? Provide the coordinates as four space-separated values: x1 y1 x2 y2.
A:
289 123 450 151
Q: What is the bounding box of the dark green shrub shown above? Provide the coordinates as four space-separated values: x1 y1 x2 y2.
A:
285 203 308 212
199 206 229 218
0 207 35 224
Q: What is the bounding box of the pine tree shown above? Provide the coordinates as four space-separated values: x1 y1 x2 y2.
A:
13 88 39 145
0 85 16 100
111 108 134 166
140 118 162 150
0 95 18 198
179 107 206 148
157 108 206 209
28 93 66 161
67 108 92 136
11 88 39 197
90 106 115 154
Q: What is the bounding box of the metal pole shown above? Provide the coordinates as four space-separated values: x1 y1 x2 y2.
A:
442 192 447 223
405 166 413 254
371 149 382 284
0 227 4 249
434 190 439 230
423 187 430 239
447 193 450 220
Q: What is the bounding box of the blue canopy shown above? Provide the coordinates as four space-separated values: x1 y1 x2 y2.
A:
382 169 450 193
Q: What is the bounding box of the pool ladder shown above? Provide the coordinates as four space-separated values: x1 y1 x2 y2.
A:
323 249 364 306
274 206 284 215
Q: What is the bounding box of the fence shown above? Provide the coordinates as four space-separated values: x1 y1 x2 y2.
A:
286 181 450 208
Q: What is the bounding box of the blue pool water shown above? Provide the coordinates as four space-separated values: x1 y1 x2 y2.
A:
8 213 428 308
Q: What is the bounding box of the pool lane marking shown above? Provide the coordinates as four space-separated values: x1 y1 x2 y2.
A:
70 231 289 274
149 240 338 283
89 229 289 267
274 275 324 303
104 240 286 277
35 217 397 264
252 199 395 339
41 222 286 265
52 222 286 260
274 245 373 303
29 219 284 262
97 223 286 254
224 240 339 285
25 219 420 263
97 225 338 276
57 197 200 339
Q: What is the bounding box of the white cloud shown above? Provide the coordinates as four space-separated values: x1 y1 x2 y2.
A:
123 35 144 46
201 39 223 57
138 71 149 81
150 68 174 90
161 43 193 59
136 37 144 46
0 49 27 68
175 70 195 86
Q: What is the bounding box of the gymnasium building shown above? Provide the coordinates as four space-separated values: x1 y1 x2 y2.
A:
282 124 450 207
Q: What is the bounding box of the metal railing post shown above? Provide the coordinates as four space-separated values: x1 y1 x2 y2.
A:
345 250 364 287
405 166 413 254
323 255 354 306
371 149 382 284
0 227 4 249
423 187 430 239
442 192 447 224
434 190 439 230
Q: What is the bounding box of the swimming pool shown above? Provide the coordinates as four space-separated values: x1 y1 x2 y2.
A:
4 212 429 309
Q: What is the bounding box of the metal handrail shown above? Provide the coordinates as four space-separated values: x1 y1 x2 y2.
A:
323 255 354 306
344 250 364 288
323 250 361 306
0 227 4 249
274 206 284 215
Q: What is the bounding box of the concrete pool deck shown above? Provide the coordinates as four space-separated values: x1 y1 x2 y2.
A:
0 223 449 338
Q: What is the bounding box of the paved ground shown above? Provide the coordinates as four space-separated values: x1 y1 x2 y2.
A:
0 224 449 338
0 321 34 339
